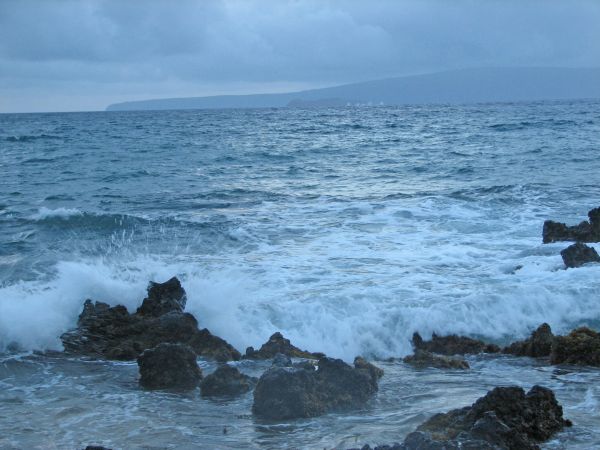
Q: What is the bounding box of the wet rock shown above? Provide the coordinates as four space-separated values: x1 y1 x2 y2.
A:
136 277 187 317
354 356 385 381
412 332 500 355
415 385 569 450
83 446 113 450
560 242 600 268
200 364 256 397
137 343 202 390
543 207 600 243
550 327 600 366
61 277 241 361
503 323 554 357
252 356 383 420
244 332 323 359
403 349 469 370
271 353 293 367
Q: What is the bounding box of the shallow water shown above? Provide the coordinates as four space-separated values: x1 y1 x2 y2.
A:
1 101 600 448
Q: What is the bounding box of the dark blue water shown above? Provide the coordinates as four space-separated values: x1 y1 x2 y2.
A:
1 102 599 449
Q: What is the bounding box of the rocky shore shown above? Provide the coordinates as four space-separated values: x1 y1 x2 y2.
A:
75 207 600 449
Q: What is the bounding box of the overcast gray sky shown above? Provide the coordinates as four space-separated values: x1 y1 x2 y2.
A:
1 0 599 113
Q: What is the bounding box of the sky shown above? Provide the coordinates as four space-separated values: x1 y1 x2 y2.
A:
0 0 599 113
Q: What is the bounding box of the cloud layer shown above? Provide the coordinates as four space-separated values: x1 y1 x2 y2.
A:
1 0 599 112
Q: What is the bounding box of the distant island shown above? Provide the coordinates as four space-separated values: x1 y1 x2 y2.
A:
106 67 600 111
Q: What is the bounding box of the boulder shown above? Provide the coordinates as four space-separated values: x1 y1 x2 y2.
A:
503 323 554 357
137 343 202 390
560 242 600 268
61 277 241 361
542 207 600 243
403 349 469 370
200 365 256 397
244 332 323 359
550 327 600 366
252 356 383 420
412 332 500 355
136 277 187 316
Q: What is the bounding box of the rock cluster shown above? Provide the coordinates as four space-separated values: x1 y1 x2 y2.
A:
412 332 500 355
137 343 202 390
542 207 600 243
353 385 570 450
550 327 600 366
200 365 256 397
560 242 600 268
244 332 324 359
60 277 241 361
252 356 383 420
403 349 469 370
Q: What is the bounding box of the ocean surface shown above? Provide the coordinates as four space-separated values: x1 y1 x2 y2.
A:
1 101 599 449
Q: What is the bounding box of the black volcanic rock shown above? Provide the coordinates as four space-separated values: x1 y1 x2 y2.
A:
550 327 600 366
244 332 323 360
503 323 554 357
60 277 241 361
412 332 500 355
136 277 187 317
252 356 383 420
354 385 569 450
137 343 202 390
543 207 600 243
560 242 600 268
200 365 256 397
403 349 469 370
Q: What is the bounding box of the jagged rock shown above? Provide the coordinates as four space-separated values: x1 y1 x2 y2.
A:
354 356 385 381
543 207 600 243
244 332 323 359
60 277 241 361
352 386 569 450
137 343 202 390
560 242 600 268
403 349 469 369
252 356 383 420
412 332 500 355
550 327 600 366
272 353 293 367
200 365 256 397
503 323 554 357
136 277 187 316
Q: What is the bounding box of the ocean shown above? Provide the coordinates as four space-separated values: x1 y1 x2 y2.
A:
1 101 599 448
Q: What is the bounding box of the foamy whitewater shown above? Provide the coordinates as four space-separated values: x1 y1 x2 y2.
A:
1 102 600 449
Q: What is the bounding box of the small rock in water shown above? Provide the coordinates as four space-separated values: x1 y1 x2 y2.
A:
84 447 113 450
137 343 203 390
412 332 500 355
503 323 554 357
543 207 600 243
200 364 256 397
560 242 600 268
252 356 383 420
403 349 469 370
244 332 323 359
271 352 293 367
551 327 600 366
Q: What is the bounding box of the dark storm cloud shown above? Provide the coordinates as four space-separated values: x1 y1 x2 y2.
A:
0 0 599 112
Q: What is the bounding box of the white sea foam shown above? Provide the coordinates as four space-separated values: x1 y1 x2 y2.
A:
31 207 83 220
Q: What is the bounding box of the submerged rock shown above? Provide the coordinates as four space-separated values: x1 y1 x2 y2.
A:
137 343 202 390
200 365 256 397
252 356 383 420
503 323 554 357
354 385 569 450
244 332 323 360
61 277 241 361
550 327 600 366
560 242 600 268
403 349 469 370
543 207 600 243
412 332 500 355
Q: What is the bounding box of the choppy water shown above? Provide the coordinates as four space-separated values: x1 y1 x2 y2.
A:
1 101 600 449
